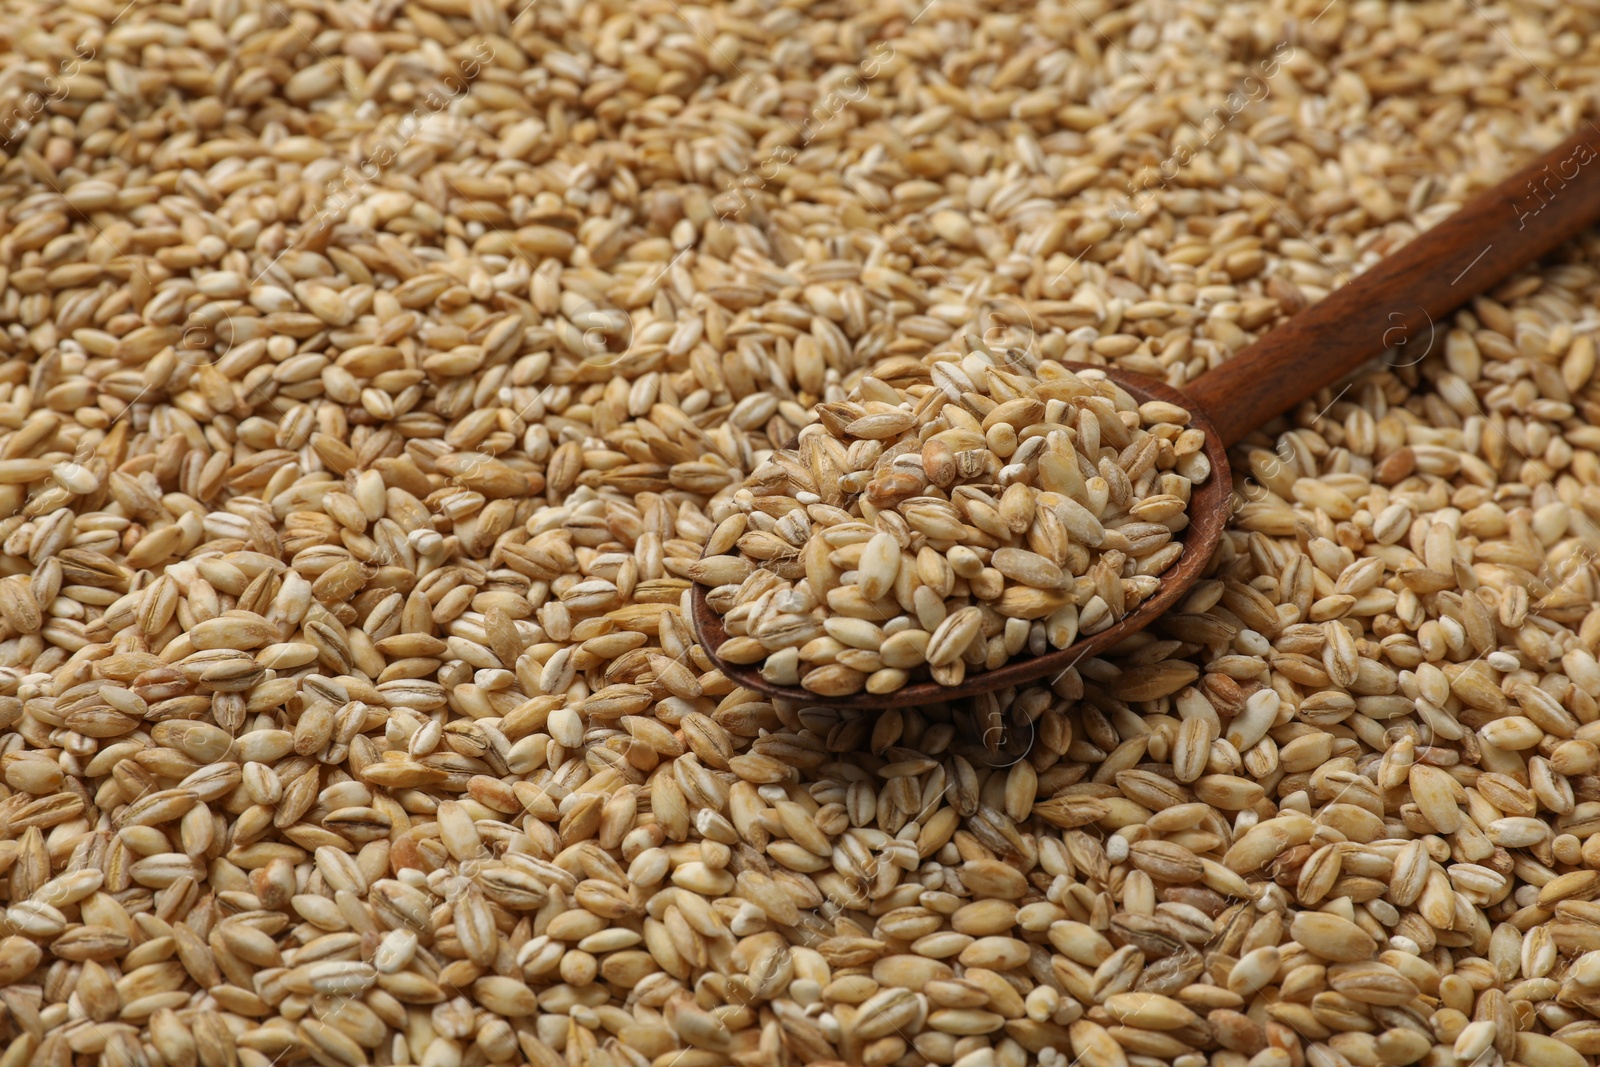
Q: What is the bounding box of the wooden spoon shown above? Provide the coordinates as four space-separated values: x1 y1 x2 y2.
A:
690 124 1600 708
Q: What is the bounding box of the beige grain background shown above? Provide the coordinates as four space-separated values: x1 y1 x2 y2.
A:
1 0 1599 1066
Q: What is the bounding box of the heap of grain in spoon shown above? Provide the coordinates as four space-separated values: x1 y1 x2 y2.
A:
697 337 1213 696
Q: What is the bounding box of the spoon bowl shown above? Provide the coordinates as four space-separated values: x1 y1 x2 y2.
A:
689 366 1234 708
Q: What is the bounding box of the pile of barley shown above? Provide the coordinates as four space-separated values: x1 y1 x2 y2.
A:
3 1 1600 1067
701 353 1208 695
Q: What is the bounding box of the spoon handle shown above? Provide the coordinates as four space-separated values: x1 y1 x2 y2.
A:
1182 123 1600 448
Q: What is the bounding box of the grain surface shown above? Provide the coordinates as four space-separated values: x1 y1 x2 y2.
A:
2 0 1600 1066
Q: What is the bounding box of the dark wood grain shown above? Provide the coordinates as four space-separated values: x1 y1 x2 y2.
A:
689 367 1232 709
1184 122 1600 446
